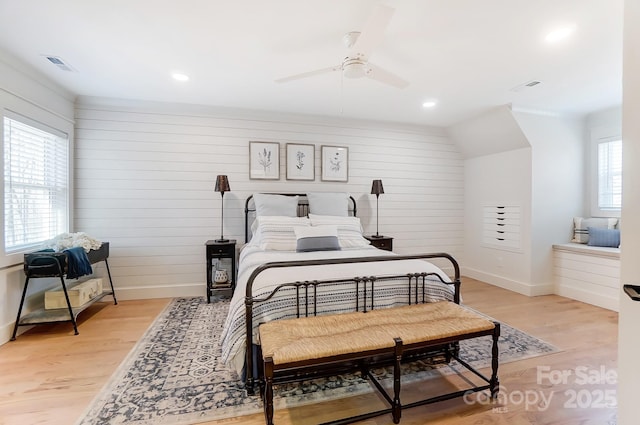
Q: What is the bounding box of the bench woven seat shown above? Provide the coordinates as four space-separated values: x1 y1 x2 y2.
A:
259 301 500 425
260 301 495 366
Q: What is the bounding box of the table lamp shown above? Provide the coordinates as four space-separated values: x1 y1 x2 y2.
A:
215 175 230 242
370 179 384 238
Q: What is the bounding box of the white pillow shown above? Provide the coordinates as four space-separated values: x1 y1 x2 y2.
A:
572 217 618 244
308 214 370 248
253 194 299 217
306 192 349 216
250 216 310 251
294 225 340 252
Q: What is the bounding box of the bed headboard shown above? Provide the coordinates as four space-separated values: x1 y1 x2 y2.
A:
244 193 357 243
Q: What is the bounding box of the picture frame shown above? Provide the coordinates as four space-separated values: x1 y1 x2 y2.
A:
249 141 280 180
286 143 315 181
321 145 349 182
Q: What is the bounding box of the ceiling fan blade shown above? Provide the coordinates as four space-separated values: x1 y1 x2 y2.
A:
275 65 341 83
365 63 409 89
350 4 395 60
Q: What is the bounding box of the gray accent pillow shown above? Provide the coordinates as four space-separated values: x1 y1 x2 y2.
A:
294 225 341 252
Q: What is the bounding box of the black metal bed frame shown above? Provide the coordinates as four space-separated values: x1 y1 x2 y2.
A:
243 253 462 393
242 194 462 394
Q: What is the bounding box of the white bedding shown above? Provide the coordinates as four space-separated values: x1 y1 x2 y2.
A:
219 245 455 375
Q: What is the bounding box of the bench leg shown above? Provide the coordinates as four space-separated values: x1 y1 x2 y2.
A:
263 357 275 425
392 337 403 424
490 323 501 399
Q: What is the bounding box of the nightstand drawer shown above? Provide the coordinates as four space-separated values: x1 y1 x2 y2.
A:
206 243 235 257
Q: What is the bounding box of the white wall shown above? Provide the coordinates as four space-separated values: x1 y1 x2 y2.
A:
588 106 622 131
618 0 640 421
460 107 586 296
463 147 533 293
0 50 75 343
73 97 465 301
513 112 586 287
448 105 530 158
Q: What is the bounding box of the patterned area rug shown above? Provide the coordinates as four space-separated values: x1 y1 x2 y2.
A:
76 297 559 425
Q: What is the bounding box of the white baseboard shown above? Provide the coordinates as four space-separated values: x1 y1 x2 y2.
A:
113 283 205 301
0 321 33 346
462 267 554 296
556 285 619 312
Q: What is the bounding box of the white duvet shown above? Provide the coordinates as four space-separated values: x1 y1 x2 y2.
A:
219 245 455 375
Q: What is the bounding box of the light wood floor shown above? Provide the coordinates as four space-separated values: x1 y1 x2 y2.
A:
0 278 618 425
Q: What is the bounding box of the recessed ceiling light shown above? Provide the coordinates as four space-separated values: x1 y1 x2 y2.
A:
422 100 437 108
545 25 576 43
172 73 189 82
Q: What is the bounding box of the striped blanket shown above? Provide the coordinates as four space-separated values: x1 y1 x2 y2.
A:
219 246 455 375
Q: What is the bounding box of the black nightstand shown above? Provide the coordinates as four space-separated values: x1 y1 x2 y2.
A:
365 235 393 252
205 240 237 302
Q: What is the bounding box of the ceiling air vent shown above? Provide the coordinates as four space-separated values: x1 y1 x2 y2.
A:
509 80 542 92
45 55 76 72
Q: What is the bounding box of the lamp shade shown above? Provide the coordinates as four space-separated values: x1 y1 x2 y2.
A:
215 175 230 193
371 179 384 196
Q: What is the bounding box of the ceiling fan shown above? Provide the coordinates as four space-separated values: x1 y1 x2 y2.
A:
275 4 409 89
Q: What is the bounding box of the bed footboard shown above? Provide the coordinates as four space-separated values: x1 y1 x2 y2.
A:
244 252 461 393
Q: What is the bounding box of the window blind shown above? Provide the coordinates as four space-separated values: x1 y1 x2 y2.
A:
597 139 622 211
4 116 69 253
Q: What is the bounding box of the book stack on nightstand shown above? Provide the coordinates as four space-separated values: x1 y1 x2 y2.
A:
364 235 393 252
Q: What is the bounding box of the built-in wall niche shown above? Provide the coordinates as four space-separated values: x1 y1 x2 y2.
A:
482 205 522 252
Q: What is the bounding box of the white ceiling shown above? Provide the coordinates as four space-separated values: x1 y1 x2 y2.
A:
0 0 623 127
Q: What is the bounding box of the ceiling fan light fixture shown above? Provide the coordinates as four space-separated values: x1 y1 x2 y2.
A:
343 61 366 79
274 5 406 88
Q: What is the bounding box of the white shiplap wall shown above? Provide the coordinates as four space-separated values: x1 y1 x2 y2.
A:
74 98 464 299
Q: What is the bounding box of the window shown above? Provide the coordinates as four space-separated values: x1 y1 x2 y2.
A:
597 139 622 211
3 115 69 254
591 136 622 217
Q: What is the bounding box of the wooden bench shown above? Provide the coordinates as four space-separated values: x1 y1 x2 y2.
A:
259 301 501 425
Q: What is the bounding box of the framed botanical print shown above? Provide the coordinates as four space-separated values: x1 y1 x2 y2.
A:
249 141 280 180
321 145 348 182
286 143 315 181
